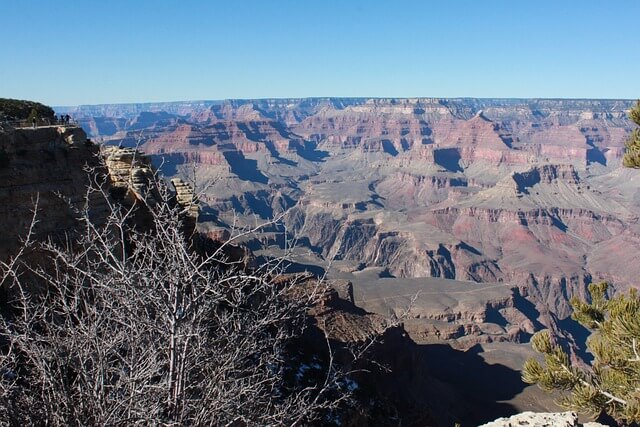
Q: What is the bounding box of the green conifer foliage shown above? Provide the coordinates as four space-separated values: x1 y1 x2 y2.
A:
523 282 640 422
0 98 54 121
623 100 640 168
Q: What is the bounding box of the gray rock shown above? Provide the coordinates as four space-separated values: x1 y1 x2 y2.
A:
478 411 607 427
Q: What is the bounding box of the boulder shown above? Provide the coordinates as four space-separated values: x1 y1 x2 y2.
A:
479 411 607 427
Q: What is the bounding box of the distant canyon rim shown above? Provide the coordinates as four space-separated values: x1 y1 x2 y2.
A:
56 97 640 351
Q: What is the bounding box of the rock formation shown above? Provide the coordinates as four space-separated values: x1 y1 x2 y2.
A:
0 125 201 265
57 97 640 344
171 177 199 218
102 146 199 225
0 125 105 261
103 146 157 204
479 411 606 427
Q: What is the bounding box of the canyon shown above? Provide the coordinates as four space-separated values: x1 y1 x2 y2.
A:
55 99 640 416
0 121 541 426
57 98 640 343
4 96 637 424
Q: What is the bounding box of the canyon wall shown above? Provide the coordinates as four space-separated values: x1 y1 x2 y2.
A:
57 98 640 333
0 125 104 261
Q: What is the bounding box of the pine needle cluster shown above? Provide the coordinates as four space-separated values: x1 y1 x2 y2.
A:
623 100 640 168
523 282 640 423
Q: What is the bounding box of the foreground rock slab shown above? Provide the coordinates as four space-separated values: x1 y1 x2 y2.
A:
479 411 606 427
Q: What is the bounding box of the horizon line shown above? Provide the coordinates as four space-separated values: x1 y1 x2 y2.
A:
52 96 638 109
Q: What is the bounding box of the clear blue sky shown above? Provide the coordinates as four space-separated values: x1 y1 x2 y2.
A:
2 0 639 106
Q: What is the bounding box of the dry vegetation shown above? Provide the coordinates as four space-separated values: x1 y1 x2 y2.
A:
0 166 366 425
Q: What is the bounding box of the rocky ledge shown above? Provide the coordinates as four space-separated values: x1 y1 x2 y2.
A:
479 411 606 427
0 125 105 261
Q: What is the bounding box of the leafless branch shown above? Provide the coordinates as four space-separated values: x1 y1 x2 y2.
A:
0 159 379 426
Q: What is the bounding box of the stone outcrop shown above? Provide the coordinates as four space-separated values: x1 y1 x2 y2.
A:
171 177 199 218
0 125 105 261
102 147 199 224
479 411 606 427
0 126 202 266
103 146 156 204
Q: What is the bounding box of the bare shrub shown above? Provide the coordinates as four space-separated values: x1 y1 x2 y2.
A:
0 166 361 426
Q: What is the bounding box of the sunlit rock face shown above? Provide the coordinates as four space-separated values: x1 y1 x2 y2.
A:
479 411 607 427
0 125 106 261
58 97 640 333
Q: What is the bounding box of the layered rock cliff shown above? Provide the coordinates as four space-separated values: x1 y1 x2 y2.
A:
0 125 104 261
57 97 640 341
0 125 201 265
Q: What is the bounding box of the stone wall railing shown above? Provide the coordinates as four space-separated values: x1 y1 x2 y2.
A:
0 118 79 130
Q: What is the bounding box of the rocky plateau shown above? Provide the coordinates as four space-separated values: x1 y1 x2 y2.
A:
57 98 640 341
55 99 640 421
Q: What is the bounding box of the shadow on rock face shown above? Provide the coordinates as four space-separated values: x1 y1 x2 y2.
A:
555 314 593 364
381 139 399 156
415 343 524 426
295 140 329 162
150 153 183 176
222 150 269 184
433 147 463 173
